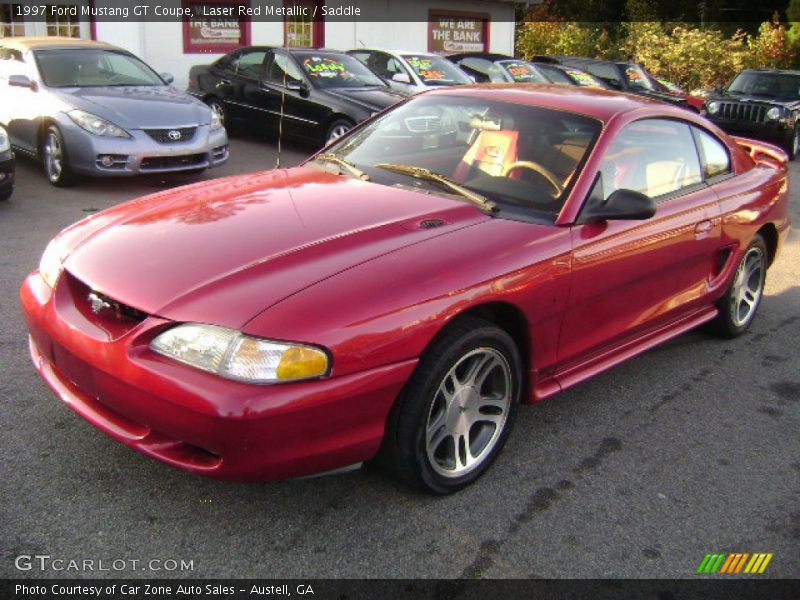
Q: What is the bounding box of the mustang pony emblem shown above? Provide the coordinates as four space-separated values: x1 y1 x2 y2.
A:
87 292 112 315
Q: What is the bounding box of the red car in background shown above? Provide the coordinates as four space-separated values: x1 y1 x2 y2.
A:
21 85 789 493
655 77 706 112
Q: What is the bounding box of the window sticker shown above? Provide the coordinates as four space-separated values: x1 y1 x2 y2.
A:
303 57 348 78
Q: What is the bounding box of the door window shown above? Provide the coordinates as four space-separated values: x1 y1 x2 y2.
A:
231 50 267 79
694 128 731 179
599 119 703 199
267 53 304 85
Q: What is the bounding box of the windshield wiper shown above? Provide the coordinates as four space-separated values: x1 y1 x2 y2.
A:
314 153 369 181
374 163 496 213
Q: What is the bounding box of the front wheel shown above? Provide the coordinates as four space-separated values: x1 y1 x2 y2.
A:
41 125 75 187
325 119 353 145
710 234 768 338
382 317 522 494
784 124 799 160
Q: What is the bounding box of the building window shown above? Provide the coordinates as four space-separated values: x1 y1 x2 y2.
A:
428 10 489 54
1 4 25 37
183 0 251 54
46 5 80 37
284 0 324 48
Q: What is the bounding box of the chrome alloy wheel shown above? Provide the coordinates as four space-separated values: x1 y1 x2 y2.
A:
327 124 350 143
425 347 512 478
44 131 63 183
730 245 765 328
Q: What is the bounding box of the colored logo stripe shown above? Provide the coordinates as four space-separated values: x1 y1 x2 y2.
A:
697 553 773 574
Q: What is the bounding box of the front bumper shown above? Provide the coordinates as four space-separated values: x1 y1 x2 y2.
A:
59 120 229 177
0 151 14 197
706 117 791 147
20 270 416 481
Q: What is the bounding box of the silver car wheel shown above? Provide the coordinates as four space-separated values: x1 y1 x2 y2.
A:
425 347 512 478
44 131 63 182
326 124 350 143
730 245 765 328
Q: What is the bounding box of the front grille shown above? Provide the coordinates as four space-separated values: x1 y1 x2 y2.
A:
140 153 206 170
404 116 442 132
717 102 767 123
143 127 197 144
63 271 148 339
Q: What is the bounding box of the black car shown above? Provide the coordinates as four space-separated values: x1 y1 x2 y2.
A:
446 53 548 84
535 56 687 107
703 69 800 159
530 62 609 88
0 125 14 201
188 48 405 145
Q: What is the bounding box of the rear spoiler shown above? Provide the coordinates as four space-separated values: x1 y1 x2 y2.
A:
732 136 788 167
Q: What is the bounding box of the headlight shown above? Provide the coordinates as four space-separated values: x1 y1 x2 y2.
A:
210 110 223 131
766 106 783 120
0 128 9 153
39 239 64 288
151 324 330 383
67 110 131 138
706 101 719 115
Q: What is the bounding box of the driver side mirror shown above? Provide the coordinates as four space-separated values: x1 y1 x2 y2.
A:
9 74 36 91
286 79 310 97
160 72 175 85
391 72 411 84
579 188 656 223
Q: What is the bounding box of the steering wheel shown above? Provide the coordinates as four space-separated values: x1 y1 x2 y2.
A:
502 161 564 197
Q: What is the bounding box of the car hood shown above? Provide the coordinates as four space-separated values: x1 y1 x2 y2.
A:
325 87 404 111
61 167 490 328
53 86 211 128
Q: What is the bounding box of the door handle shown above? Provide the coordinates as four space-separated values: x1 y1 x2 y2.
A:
694 220 713 239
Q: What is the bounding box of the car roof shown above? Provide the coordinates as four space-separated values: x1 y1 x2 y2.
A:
426 83 677 121
349 49 441 57
739 68 800 75
447 52 514 62
0 36 123 52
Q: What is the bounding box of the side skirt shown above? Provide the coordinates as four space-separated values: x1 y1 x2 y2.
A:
530 306 719 403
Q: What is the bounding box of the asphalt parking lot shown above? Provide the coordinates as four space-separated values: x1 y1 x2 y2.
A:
1 131 798 580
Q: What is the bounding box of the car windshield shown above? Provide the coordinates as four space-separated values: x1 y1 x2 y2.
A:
727 71 800 100
623 64 655 91
34 48 164 87
323 94 601 220
496 60 548 83
401 54 472 85
296 52 386 89
563 67 604 87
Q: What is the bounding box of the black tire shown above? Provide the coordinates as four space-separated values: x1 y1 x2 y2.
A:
784 124 799 160
41 125 76 187
380 316 522 494
324 118 353 146
709 234 768 338
0 190 12 202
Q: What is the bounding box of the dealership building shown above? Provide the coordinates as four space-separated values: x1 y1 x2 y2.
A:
1 0 520 88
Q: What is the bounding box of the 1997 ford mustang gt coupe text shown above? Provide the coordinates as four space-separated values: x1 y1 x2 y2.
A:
21 86 790 493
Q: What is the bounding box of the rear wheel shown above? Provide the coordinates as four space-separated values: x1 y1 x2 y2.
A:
206 97 227 128
381 317 521 494
42 125 76 187
710 234 767 338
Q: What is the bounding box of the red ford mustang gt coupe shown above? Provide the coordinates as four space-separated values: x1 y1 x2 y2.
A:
21 85 790 493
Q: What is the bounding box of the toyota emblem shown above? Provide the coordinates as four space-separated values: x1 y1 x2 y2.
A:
168 130 182 140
